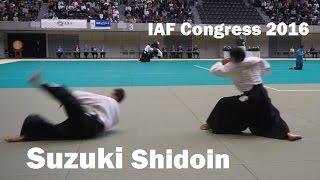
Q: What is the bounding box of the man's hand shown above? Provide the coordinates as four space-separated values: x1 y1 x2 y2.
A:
221 58 231 65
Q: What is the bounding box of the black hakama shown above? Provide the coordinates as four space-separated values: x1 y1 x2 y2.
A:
206 84 289 139
20 84 104 141
139 49 159 62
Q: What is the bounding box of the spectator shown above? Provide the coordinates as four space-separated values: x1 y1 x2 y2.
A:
255 0 320 25
177 45 183 58
162 46 168 58
91 46 98 59
193 44 200 58
100 46 106 58
48 0 120 22
35 40 41 58
124 0 194 23
0 0 41 21
74 44 80 59
83 45 89 59
170 45 176 58
56 46 63 58
310 46 317 58
187 46 193 58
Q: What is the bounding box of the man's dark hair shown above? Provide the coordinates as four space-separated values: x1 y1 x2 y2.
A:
151 42 159 49
230 47 246 63
114 88 125 103
300 45 304 49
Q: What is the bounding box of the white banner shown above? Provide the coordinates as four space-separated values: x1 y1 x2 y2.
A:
41 19 87 29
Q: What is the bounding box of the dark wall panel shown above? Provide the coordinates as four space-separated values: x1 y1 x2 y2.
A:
7 33 46 58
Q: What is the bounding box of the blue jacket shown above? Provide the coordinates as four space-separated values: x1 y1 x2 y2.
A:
295 48 304 63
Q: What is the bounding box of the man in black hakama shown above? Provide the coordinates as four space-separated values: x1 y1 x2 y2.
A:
139 41 163 62
200 47 301 141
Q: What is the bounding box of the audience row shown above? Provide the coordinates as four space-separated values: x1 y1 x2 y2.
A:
253 0 320 25
0 0 42 21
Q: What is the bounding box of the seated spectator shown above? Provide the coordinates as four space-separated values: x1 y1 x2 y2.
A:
170 45 176 58
48 0 120 22
162 46 168 58
187 46 193 59
74 44 81 59
56 46 63 58
193 45 200 58
91 46 98 59
83 45 89 59
177 45 183 58
123 0 193 23
100 46 106 58
310 47 317 58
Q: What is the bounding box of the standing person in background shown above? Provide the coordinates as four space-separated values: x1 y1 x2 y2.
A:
74 44 81 59
35 41 41 58
193 44 200 58
100 46 106 59
290 45 304 70
56 46 63 58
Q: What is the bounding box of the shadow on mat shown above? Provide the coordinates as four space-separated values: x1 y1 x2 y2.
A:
96 130 122 139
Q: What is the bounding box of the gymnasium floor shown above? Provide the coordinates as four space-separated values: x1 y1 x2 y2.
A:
0 60 320 180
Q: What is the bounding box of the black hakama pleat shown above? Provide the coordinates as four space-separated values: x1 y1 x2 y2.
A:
139 51 153 62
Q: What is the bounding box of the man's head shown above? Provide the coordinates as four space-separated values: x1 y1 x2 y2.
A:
300 45 304 49
229 47 246 63
110 88 125 103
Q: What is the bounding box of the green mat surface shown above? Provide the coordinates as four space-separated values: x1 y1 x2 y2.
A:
0 60 319 88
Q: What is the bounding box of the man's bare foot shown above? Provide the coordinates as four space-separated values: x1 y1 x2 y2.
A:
287 132 302 141
4 135 25 143
200 123 209 130
28 69 43 86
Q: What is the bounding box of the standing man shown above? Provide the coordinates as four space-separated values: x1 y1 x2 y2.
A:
290 45 304 70
35 40 41 58
200 47 301 141
4 70 125 142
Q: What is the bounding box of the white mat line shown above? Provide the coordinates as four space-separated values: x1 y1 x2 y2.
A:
265 85 320 92
0 59 21 64
193 65 210 71
264 86 280 91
